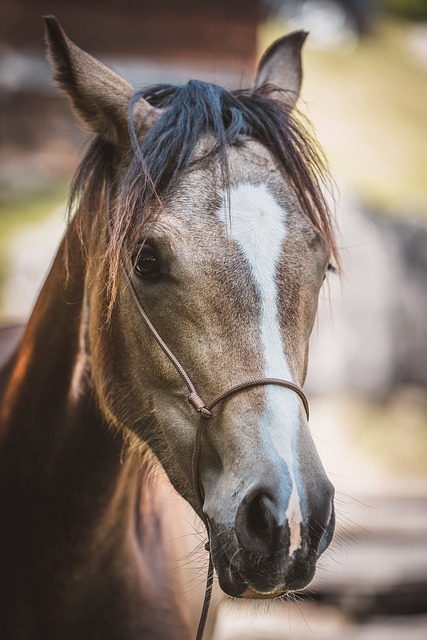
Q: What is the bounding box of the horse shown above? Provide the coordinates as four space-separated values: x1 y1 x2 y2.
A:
0 16 337 640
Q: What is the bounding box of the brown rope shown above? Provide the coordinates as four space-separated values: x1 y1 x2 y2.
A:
122 269 204 402
206 378 309 420
191 378 309 517
194 553 214 640
121 259 309 640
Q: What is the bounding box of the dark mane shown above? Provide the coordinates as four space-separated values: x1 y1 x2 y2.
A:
70 80 336 307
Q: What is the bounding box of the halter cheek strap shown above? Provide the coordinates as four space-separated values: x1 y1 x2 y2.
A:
122 267 309 640
123 268 309 422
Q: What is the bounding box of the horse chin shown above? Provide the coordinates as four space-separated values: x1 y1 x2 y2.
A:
208 528 317 600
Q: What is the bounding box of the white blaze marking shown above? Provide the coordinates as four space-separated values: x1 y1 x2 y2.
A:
217 183 302 555
286 486 302 555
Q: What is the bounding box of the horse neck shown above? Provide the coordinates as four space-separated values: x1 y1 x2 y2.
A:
0 218 141 543
0 216 193 639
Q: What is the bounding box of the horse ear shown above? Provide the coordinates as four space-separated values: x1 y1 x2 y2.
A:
254 31 308 111
44 16 154 147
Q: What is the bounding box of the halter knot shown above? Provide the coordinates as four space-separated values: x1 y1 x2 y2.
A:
188 392 212 418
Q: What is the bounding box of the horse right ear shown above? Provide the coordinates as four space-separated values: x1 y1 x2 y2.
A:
44 16 155 148
254 31 308 111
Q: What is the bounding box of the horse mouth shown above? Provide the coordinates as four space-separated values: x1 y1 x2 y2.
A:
208 525 316 599
240 586 287 599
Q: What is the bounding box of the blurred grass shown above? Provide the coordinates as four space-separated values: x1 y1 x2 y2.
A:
346 389 427 474
259 20 427 216
0 188 65 303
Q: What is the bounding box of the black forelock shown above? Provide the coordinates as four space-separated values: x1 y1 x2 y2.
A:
123 79 333 250
69 78 337 311
129 80 252 193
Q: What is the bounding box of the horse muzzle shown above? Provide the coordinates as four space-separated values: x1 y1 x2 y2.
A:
205 481 335 599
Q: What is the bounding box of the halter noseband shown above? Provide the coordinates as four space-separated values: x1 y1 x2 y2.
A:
123 268 309 420
121 262 309 640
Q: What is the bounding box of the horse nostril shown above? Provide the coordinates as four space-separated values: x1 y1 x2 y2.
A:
235 488 284 556
247 494 274 537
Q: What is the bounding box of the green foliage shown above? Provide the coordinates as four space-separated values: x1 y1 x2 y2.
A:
381 0 427 21
0 188 65 310
0 189 65 232
347 390 427 474
260 19 427 216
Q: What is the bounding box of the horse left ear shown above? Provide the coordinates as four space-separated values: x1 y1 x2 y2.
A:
254 31 308 111
44 16 155 148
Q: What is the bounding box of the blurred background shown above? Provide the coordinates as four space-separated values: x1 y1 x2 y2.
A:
1 1 426 638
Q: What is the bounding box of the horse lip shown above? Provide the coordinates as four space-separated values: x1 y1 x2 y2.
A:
211 541 288 599
240 586 287 599
207 529 247 597
207 521 290 598
207 520 317 598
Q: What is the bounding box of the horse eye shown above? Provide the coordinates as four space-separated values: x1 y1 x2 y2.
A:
132 245 160 279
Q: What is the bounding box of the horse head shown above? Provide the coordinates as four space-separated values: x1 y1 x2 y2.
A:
45 17 335 599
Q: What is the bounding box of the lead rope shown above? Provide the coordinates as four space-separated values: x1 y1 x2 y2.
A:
115 218 309 640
